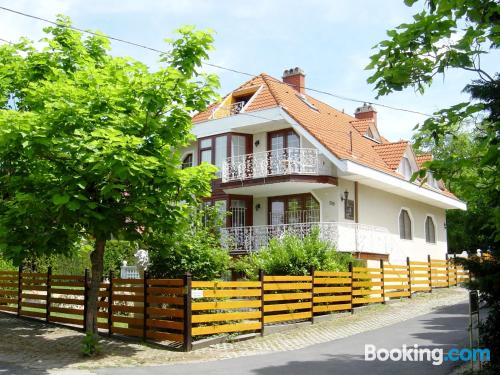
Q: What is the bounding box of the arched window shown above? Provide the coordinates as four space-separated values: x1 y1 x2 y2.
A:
182 154 193 169
425 216 436 243
399 209 412 240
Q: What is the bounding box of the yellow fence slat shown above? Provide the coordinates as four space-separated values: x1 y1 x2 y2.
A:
313 295 351 303
200 289 261 298
263 283 312 291
314 271 351 277
313 303 351 313
192 281 261 288
263 292 312 302
263 302 312 313
263 311 312 324
192 322 261 336
192 311 261 323
191 300 260 311
313 278 351 285
263 275 312 282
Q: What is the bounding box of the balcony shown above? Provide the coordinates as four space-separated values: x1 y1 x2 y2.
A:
222 147 319 183
220 222 393 255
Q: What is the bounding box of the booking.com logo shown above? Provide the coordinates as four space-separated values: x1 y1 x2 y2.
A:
365 344 491 366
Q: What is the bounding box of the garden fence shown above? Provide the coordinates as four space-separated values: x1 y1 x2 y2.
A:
0 255 469 351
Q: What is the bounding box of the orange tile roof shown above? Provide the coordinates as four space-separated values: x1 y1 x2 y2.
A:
350 119 373 135
192 73 458 200
416 153 433 168
372 141 409 170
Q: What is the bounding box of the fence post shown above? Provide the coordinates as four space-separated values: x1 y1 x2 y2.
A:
83 269 89 331
349 262 354 314
445 254 450 288
407 257 412 298
108 270 114 336
453 254 458 286
46 266 52 322
17 264 22 316
143 271 149 341
259 269 265 336
380 259 385 304
310 266 315 324
428 254 433 293
183 272 192 352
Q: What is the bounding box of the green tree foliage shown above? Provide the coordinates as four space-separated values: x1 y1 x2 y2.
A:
232 228 356 279
0 17 219 334
368 1 499 370
147 206 230 280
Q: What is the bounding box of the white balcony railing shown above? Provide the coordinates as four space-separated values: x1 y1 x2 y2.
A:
222 147 319 183
220 222 393 254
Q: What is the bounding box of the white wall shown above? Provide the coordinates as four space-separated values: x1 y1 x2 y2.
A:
253 197 267 226
311 187 338 222
252 132 267 153
356 183 447 262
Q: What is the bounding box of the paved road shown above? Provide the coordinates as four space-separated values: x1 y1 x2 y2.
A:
95 301 470 375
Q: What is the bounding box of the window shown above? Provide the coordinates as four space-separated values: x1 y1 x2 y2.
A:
399 157 413 180
198 134 251 176
199 138 213 165
296 93 318 111
268 193 320 224
182 154 193 169
399 209 412 240
231 135 247 157
366 128 374 139
425 216 436 243
215 136 228 172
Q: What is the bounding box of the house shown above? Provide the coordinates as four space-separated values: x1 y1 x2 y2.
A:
183 67 466 262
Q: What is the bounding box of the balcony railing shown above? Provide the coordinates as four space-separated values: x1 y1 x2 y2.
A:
269 209 320 224
220 222 392 254
222 147 319 183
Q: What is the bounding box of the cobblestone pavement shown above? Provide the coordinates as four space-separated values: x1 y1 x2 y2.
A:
0 287 467 374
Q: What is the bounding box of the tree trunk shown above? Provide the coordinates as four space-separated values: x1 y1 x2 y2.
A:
85 238 106 334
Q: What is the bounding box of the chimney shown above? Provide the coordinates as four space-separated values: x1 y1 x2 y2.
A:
282 67 305 94
354 103 377 124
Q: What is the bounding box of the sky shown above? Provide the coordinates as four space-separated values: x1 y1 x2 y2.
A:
0 0 497 142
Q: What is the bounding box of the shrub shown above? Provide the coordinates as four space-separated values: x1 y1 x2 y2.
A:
147 206 231 280
15 238 137 275
232 228 357 279
81 332 100 357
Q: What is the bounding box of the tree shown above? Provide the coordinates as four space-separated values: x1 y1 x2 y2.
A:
367 0 499 244
368 1 499 370
0 17 219 334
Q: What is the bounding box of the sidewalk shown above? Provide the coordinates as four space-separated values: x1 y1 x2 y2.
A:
0 287 467 373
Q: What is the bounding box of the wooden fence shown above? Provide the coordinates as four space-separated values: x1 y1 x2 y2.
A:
0 256 469 351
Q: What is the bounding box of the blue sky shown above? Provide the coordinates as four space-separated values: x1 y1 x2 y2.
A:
1 0 497 141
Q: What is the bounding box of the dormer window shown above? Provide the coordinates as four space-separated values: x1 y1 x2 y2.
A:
399 157 413 180
427 171 439 189
211 86 259 119
366 128 374 138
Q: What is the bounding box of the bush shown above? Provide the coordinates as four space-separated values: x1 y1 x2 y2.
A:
232 228 357 279
15 238 137 275
147 206 231 280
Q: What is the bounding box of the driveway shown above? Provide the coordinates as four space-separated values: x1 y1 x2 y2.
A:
96 302 470 375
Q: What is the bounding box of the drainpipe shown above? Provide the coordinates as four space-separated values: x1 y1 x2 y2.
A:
354 182 359 253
